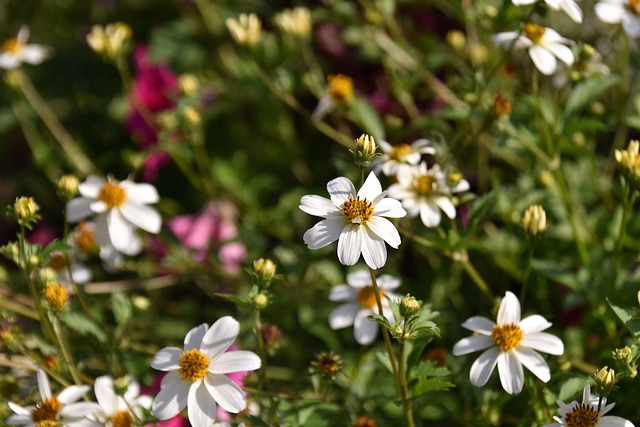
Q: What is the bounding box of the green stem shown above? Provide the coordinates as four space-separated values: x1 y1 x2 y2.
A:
50 315 84 386
253 308 276 424
398 327 416 427
520 242 535 307
553 167 590 266
612 181 635 285
458 255 494 305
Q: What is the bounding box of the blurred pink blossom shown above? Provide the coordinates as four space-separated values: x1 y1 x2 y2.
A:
125 44 178 181
168 201 247 273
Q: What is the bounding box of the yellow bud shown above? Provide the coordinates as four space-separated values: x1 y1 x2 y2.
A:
446 30 466 51
251 292 269 310
327 74 353 103
469 43 489 64
179 74 200 96
86 22 132 59
43 282 69 311
539 170 554 187
57 174 79 199
522 204 547 236
254 258 277 281
38 267 58 284
274 7 312 39
132 295 150 311
399 294 422 317
14 196 39 220
353 134 378 167
182 106 201 126
226 13 262 47
594 366 616 396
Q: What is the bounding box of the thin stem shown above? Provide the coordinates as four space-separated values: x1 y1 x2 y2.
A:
612 180 635 285
520 242 535 307
458 255 494 305
553 167 590 266
50 314 84 385
398 326 416 427
253 308 276 424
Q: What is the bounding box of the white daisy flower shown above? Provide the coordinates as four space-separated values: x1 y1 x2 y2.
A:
150 317 261 427
452 291 564 395
299 171 406 269
93 375 153 427
374 138 436 177
66 175 161 256
329 269 401 345
0 26 50 70
512 0 582 23
543 385 635 427
387 163 469 228
595 0 640 38
7 369 101 427
492 24 574 75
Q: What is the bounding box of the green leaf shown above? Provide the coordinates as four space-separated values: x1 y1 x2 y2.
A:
564 75 621 117
61 312 107 343
375 351 394 374
347 97 385 140
214 293 246 305
411 377 455 399
367 314 391 329
607 298 640 338
111 292 132 325
40 240 71 259
558 377 590 402
463 190 496 236
408 360 451 381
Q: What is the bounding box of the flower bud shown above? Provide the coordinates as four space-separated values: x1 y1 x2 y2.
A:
182 106 201 126
179 74 200 96
132 295 150 311
14 196 39 220
493 93 512 116
254 258 277 281
113 376 130 396
226 13 262 47
352 134 378 167
274 7 312 39
399 294 422 318
446 30 466 51
43 282 69 311
251 292 269 310
86 22 132 59
310 351 342 380
57 174 79 199
522 204 547 236
38 267 58 284
594 366 616 396
327 74 353 103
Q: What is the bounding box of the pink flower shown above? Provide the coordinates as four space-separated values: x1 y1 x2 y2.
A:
168 201 247 273
125 44 178 181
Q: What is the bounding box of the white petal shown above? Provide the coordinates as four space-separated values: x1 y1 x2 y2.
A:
598 416 636 427
497 351 524 394
367 216 401 248
90 200 108 214
328 285 357 301
452 335 495 355
66 198 94 223
513 0 536 4
357 172 383 202
513 347 550 382
7 402 30 416
345 270 372 287
0 54 21 69
622 15 640 38
184 324 208 351
327 177 356 207
328 303 360 329
377 274 401 290
93 213 110 248
493 32 531 49
420 201 442 227
37 369 52 400
200 316 239 360
151 347 183 371
57 385 90 404
595 2 625 23
299 195 340 217
529 45 557 75
374 198 406 218
434 196 457 219
469 347 500 387
122 182 160 204
545 43 574 66
107 210 137 254
559 0 583 23
59 402 101 417
119 203 162 234
210 351 261 374
152 372 190 420
17 26 30 43
66 419 102 427
361 227 387 269
203 374 246 413
337 225 363 266
497 291 521 325
5 413 31 425
78 176 104 199
188 383 216 427
519 315 552 334
521 332 564 355
461 316 495 334
302 216 344 250
94 375 118 414
20 45 48 65
353 309 379 345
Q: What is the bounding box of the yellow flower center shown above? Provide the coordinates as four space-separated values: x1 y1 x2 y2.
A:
31 398 62 423
42 283 69 311
356 286 382 308
47 253 67 271
111 410 134 427
630 0 640 14
342 197 374 224
99 181 127 209
178 349 210 382
414 175 438 195
491 323 523 351
564 404 599 427
75 221 98 253
327 74 354 102
2 38 21 54
36 421 60 427
524 23 545 44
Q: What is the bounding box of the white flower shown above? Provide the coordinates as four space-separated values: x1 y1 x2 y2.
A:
595 0 640 38
299 172 406 269
66 175 161 256
374 139 436 177
492 24 574 75
93 375 153 427
452 291 564 394
544 385 635 427
7 369 101 427
329 270 401 345
388 163 469 228
0 26 49 70
150 317 261 427
512 0 582 23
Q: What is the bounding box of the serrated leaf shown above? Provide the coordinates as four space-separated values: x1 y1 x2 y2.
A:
111 292 132 325
607 298 640 338
411 377 455 399
564 75 621 117
61 312 107 343
408 360 451 380
368 314 391 329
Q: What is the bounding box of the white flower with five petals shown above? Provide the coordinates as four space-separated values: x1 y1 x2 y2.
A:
512 0 582 23
329 270 401 345
543 385 635 427
595 0 640 38
150 317 261 427
0 26 50 70
299 172 406 269
66 176 161 256
7 369 101 427
452 291 564 394
492 24 574 75
374 138 436 177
